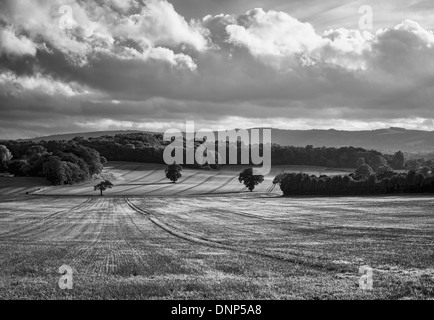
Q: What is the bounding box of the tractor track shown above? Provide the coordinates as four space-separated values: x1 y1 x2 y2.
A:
142 198 319 259
124 198 351 272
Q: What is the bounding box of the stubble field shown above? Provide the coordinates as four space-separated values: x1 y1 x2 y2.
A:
0 162 432 299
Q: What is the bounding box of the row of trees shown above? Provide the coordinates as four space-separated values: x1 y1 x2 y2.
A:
276 169 434 196
76 134 165 164
0 142 105 185
271 145 399 168
20 132 406 170
236 157 433 194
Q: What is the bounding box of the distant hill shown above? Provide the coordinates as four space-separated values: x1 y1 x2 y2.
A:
28 130 145 142
23 127 434 153
269 127 434 153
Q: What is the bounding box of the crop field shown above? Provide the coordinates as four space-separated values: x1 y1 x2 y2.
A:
26 162 351 197
0 163 433 299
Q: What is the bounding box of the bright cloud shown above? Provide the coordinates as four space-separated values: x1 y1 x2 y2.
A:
0 28 38 57
226 9 324 59
115 0 209 51
0 71 90 97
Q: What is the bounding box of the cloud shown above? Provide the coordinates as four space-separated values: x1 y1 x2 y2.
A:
0 28 37 57
0 71 90 97
222 9 378 71
0 0 205 68
393 19 434 44
204 9 371 71
1 1 434 138
226 8 325 69
114 0 209 51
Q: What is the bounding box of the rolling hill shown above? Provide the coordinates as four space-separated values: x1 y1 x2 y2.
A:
269 127 434 153
21 127 434 153
27 130 146 142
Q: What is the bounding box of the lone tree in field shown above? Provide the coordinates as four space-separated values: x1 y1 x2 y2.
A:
239 168 264 192
94 180 113 196
165 162 182 183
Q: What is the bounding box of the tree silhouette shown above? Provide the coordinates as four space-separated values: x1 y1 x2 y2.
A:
239 168 264 192
165 162 182 183
94 180 113 196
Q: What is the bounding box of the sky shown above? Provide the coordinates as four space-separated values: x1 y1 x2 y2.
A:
1 0 434 139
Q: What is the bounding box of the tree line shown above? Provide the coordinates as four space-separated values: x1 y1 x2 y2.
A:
275 168 434 196
1 132 431 190
11 133 406 170
0 140 104 185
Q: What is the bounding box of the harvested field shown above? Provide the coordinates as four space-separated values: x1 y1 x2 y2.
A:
0 163 432 299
